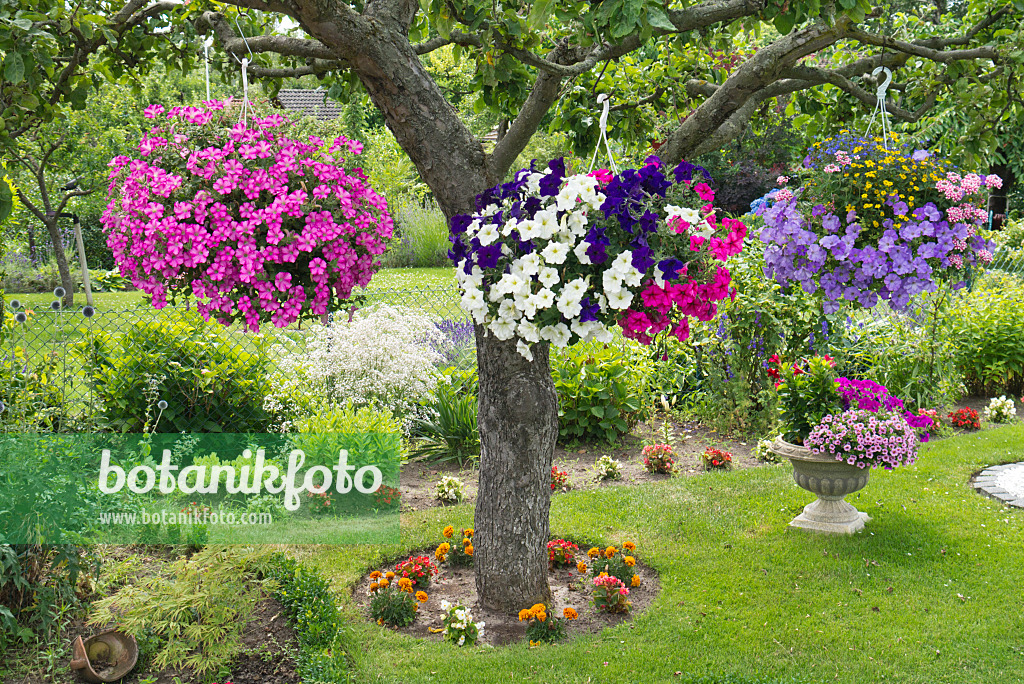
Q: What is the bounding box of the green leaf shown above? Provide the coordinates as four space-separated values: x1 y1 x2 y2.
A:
4 51 24 84
773 12 795 34
590 405 605 418
647 6 675 30
527 0 556 32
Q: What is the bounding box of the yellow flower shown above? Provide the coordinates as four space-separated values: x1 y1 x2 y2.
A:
623 541 636 552
624 556 636 567
529 640 540 647
577 561 588 574
465 544 474 556
597 571 608 578
435 543 450 561
385 571 395 580
377 618 384 625
398 577 414 592
563 607 578 620
537 611 547 622
631 575 641 587
379 578 390 588
604 546 617 559
416 591 428 602
369 570 383 580
462 537 472 546
443 525 454 538
464 528 474 537
587 547 600 559
518 609 531 621
369 582 379 592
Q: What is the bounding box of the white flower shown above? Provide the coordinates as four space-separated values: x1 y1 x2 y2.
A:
534 210 559 240
465 219 482 236
573 240 593 265
489 317 516 340
516 339 534 361
502 218 521 236
441 600 451 611
518 252 542 276
538 267 560 288
611 250 634 275
607 289 634 309
458 635 466 646
541 241 570 265
518 219 538 240
603 270 623 295
497 299 520 321
517 320 540 343
526 172 544 194
557 297 582 319
621 265 642 288
541 323 571 348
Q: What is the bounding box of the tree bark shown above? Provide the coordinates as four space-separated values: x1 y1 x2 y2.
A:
42 218 75 308
473 326 558 611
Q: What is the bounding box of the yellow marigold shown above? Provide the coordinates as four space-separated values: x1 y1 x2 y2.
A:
577 561 588 574
443 525 454 538
518 609 531 621
462 537 472 546
465 544 474 556
631 575 641 587
369 570 383 580
416 591 428 602
597 571 608 578
604 546 617 559
435 543 450 561
379 578 390 588
464 528 474 537
587 547 600 558
398 577 414 592
623 541 636 552
369 582 379 592
563 607 578 620
531 603 545 613
537 611 547 622
529 640 540 647
624 556 636 567
385 571 395 580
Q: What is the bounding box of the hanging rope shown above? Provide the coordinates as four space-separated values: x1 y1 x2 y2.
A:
203 36 214 101
231 15 254 125
587 94 619 175
864 66 893 150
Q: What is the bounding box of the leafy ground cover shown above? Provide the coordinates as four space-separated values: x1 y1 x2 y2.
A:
295 423 1024 684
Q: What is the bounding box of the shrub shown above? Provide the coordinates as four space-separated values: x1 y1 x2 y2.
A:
949 406 981 430
368 578 421 627
76 311 278 432
984 396 1017 423
945 273 1024 396
440 601 484 646
550 465 570 491
552 346 647 444
409 370 479 464
641 443 675 473
437 525 474 566
383 204 452 268
547 539 578 568
592 574 631 614
276 303 442 419
290 402 404 485
594 454 622 480
435 475 466 504
518 604 577 644
88 546 277 679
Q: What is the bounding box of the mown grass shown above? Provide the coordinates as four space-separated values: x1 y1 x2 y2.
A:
297 424 1024 684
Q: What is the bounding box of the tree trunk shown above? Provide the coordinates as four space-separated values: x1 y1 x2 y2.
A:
43 218 74 308
473 326 558 611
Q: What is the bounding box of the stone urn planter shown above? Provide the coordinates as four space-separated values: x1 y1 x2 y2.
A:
770 436 871 534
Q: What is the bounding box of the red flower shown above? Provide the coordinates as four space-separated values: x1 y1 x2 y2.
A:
792 366 805 375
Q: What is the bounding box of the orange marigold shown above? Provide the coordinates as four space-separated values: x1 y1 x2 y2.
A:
624 556 636 567
462 537 472 546
563 607 578 620
465 544 474 556
577 561 588 574
442 525 455 538
435 543 450 561
623 541 636 552
385 571 396 580
416 591 428 602
369 582 379 592
398 577 414 592
604 546 618 558
518 609 531 621
369 570 383 580
464 528 474 537
587 547 600 558
379 578 390 588
631 575 641 587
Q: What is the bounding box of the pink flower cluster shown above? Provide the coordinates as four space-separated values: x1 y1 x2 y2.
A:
620 222 745 345
806 409 919 470
103 100 392 331
593 574 629 595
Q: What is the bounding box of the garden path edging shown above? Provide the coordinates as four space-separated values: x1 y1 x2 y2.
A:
973 462 1024 508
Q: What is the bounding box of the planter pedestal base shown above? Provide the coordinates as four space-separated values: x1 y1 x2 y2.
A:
790 496 870 534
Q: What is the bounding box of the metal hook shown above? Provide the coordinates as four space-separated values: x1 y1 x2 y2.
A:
231 12 254 64
872 66 892 99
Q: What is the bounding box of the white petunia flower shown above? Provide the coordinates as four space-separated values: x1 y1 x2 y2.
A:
678 207 702 225
541 241 570 265
516 339 534 361
502 218 520 236
607 289 634 309
477 223 500 246
538 267 560 289
517 320 540 343
555 184 579 212
573 240 593 265
541 322 571 348
603 270 623 294
489 317 516 340
533 210 559 240
518 252 542 276
498 299 520 321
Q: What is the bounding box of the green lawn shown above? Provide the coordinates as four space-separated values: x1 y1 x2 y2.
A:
298 424 1024 684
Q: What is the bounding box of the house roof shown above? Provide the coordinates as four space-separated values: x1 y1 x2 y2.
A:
276 89 344 120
